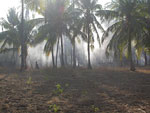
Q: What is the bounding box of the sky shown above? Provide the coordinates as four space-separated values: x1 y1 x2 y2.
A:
0 0 20 18
0 0 110 19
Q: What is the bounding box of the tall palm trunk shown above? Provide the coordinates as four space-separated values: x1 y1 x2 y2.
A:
24 44 27 69
71 48 73 66
45 0 48 23
87 14 92 69
73 40 76 68
72 0 76 68
21 0 26 71
56 38 59 67
60 34 65 67
128 31 135 71
144 51 147 66
51 46 55 68
137 59 139 66
64 37 67 66
149 55 150 65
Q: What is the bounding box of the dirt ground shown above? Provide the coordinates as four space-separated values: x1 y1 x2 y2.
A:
0 67 150 113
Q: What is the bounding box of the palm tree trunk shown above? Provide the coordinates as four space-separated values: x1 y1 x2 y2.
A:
73 0 75 8
71 48 73 66
149 55 150 65
65 48 68 66
21 0 25 71
24 44 27 69
60 34 64 67
52 46 55 68
128 32 135 71
45 0 48 23
87 23 92 69
137 59 139 66
56 38 59 67
144 51 147 66
73 41 76 68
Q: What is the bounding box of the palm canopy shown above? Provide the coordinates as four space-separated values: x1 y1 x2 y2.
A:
33 23 57 55
98 0 145 58
75 0 104 44
31 0 72 67
33 0 71 52
24 0 46 14
96 0 149 70
138 0 150 50
73 0 104 69
0 8 43 54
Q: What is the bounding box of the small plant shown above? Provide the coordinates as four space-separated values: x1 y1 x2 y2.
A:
82 90 88 96
49 104 60 112
91 105 100 112
26 76 32 85
65 83 69 87
53 84 64 95
44 75 49 80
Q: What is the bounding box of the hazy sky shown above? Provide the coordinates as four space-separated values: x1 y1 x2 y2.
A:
0 0 110 18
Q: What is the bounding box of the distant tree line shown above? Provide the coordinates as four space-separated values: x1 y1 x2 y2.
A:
0 0 150 71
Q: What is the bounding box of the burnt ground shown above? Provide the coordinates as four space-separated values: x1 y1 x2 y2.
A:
0 67 150 113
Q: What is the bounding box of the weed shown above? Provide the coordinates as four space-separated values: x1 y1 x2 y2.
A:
26 76 32 85
91 105 100 112
49 104 60 112
82 90 88 96
53 84 64 95
65 83 69 87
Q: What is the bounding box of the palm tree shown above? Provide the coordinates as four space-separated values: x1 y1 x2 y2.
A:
45 0 71 67
75 0 104 69
33 24 57 68
0 8 20 55
97 0 145 71
67 0 87 68
24 0 45 13
0 8 43 69
68 19 87 68
20 0 26 71
32 0 72 68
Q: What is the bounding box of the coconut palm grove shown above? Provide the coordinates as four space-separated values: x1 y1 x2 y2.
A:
0 0 150 112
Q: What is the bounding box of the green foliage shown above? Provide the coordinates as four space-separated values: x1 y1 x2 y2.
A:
96 0 150 69
52 83 69 95
26 76 32 85
49 104 60 113
65 83 69 87
82 90 88 96
44 75 49 80
0 8 43 55
53 84 64 95
91 105 100 112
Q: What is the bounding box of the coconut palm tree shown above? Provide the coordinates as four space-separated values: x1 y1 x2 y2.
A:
97 0 146 71
66 0 87 68
0 8 43 69
139 0 150 52
20 0 26 71
32 23 58 68
68 18 87 68
75 0 104 69
45 0 72 67
32 0 72 68
0 8 22 65
24 0 46 13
